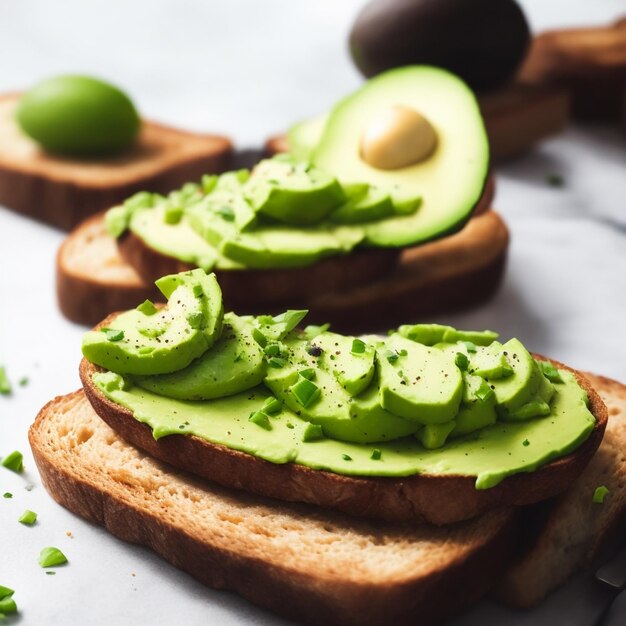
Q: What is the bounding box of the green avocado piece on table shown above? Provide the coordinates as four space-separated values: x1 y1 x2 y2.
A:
85 270 597 490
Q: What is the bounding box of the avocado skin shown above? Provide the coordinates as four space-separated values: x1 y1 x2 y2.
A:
349 0 530 91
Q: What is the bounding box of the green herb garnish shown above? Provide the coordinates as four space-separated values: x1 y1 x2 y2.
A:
385 350 399 364
0 367 11 395
264 343 282 357
455 352 469 371
268 357 286 369
18 510 37 526
1 451 23 474
3 493 12 499
163 204 183 225
18 377 28 387
186 312 204 329
351 338 366 354
291 377 321 408
136 299 158 316
463 341 477 353
261 397 282 415
303 323 330 340
302 423 324 442
215 205 235 222
371 449 382 460
252 328 268 348
522 439 530 447
593 485 609 504
192 283 204 298
538 361 563 383
101 328 124 342
38 547 68 568
298 368 316 381
248 411 272 431
474 380 495 403
342 454 352 461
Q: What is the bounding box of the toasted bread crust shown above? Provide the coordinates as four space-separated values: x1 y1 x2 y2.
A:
29 389 517 626
79 347 607 526
0 93 232 230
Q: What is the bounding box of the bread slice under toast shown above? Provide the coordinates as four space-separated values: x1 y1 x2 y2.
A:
498 371 626 608
29 389 517 626
79 354 608 526
0 93 232 230
56 205 509 331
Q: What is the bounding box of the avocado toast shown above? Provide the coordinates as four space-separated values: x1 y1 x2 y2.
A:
56 66 508 329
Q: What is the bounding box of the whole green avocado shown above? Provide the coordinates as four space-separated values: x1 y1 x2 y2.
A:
349 0 530 91
16 75 140 156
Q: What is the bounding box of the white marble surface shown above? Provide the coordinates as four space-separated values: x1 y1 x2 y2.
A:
0 1 625 624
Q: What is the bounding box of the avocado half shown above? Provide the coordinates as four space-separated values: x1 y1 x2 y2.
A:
312 66 489 248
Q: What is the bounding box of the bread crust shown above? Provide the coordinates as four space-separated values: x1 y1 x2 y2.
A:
29 389 518 626
0 93 232 230
79 347 607 526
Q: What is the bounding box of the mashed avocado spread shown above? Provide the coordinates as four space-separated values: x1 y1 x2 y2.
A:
83 270 596 490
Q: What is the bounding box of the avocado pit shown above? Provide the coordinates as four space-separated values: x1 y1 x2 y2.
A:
359 105 438 170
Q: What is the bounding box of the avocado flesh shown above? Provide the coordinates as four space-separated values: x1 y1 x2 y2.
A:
378 335 463 424
287 114 328 161
451 373 498 437
328 185 396 225
503 371 555 422
82 270 224 376
264 335 417 443
313 66 489 248
135 313 265 400
245 158 346 226
398 323 498 347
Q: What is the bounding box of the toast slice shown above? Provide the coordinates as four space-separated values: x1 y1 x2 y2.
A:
57 206 509 331
79 354 607 526
498 371 626 608
0 93 232 230
265 83 569 161
29 389 517 626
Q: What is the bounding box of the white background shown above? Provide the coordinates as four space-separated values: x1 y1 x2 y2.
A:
0 1 625 624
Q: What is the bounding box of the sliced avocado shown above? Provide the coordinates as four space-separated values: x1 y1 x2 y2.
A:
398 323 498 347
468 342 514 379
287 114 328 161
417 420 456 449
254 310 309 342
244 157 345 226
377 335 463 424
264 336 417 443
135 313 265 400
328 185 396 224
313 66 489 247
451 373 497 436
82 270 224 376
502 370 555 422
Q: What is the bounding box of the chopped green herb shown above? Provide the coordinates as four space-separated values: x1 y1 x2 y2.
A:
248 411 272 430
455 352 469 371
268 357 286 369
264 343 281 357
252 328 268 348
463 341 477 353
1 451 23 474
186 311 204 329
233 353 243 363
38 547 68 568
3 493 12 499
298 368 316 381
303 323 330 340
192 283 204 298
593 485 609 504
538 361 563 383
0 367 11 395
302 423 324 442
546 173 564 188
342 454 352 461
163 204 183 225
398 349 408 357
18 510 37 526
215 205 235 222
371 449 382 460
201 174 218 193
286 422 295 429
291 377 321 408
136 299 158 316
351 338 366 354
0 597 17 615
45 571 56 576
18 377 28 387
475 380 495 403
522 439 530 447
261 397 282 415
385 350 399 364
101 328 124 342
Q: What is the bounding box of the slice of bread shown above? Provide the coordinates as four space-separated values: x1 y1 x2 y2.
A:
56 205 509 331
79 354 608 526
498 371 626 608
29 389 517 626
265 84 569 161
0 93 232 230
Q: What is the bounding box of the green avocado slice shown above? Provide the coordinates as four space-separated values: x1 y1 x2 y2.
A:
328 185 396 225
244 157 346 226
377 334 463 424
313 66 489 248
134 313 265 400
82 270 223 376
287 114 328 161
398 323 498 347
